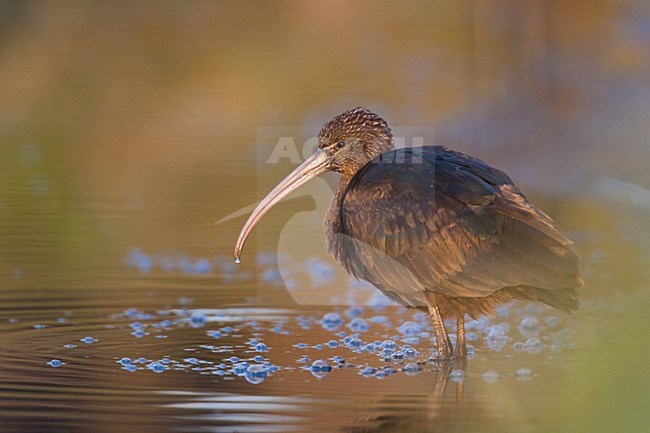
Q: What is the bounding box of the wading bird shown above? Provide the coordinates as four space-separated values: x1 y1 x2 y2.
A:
234 107 583 359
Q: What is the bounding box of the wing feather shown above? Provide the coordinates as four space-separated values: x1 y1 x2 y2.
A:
333 146 582 306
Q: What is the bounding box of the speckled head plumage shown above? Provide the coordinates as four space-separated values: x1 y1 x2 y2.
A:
317 107 394 177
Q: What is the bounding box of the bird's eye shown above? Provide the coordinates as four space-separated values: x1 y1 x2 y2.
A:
336 141 345 149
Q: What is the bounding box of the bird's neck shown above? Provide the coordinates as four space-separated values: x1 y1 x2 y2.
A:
323 174 354 258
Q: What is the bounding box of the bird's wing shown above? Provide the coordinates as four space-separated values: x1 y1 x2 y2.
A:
335 146 582 305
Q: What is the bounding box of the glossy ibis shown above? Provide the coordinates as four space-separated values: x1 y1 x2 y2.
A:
234 107 583 359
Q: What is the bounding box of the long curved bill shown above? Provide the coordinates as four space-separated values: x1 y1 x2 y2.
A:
234 149 330 262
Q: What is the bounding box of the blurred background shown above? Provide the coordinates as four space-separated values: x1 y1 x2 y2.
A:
1 1 648 288
0 1 648 433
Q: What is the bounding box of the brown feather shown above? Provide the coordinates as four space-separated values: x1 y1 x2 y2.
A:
326 146 582 317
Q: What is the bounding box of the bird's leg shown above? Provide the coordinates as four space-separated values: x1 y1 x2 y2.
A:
428 305 453 359
454 315 468 359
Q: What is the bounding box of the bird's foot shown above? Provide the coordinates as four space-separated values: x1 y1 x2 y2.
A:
429 351 453 362
430 342 468 362
453 343 468 359
430 339 454 361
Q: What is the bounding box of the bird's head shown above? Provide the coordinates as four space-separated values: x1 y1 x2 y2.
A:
317 107 394 178
233 107 393 261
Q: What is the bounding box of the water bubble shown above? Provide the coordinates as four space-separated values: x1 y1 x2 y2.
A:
191 258 212 274
321 312 343 331
326 340 339 348
495 303 511 317
47 359 62 368
524 337 543 354
487 329 509 351
189 312 207 328
231 362 249 376
148 362 165 373
482 370 500 383
245 364 268 384
519 317 540 338
375 367 395 379
346 305 364 318
118 357 132 366
361 343 378 353
348 317 370 332
295 343 308 349
252 355 264 363
345 337 363 348
63 343 76 349
487 322 510 335
398 321 422 336
126 249 153 273
310 359 332 379
227 356 240 363
450 369 465 381
132 329 145 338
254 343 268 352
234 257 241 264
184 357 199 365
296 316 312 329
403 336 420 345
81 336 96 344
375 369 388 379
515 368 533 380
123 364 137 372
368 290 395 308
207 330 222 339
261 268 282 284
403 363 421 376
124 308 140 318
403 347 418 358
380 340 397 350
466 316 490 331
545 316 562 328
306 258 335 285
360 366 376 377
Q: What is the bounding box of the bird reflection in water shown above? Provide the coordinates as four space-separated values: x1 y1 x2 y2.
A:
234 107 583 360
342 360 470 433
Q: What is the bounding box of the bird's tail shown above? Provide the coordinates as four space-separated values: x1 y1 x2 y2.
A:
513 286 580 313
